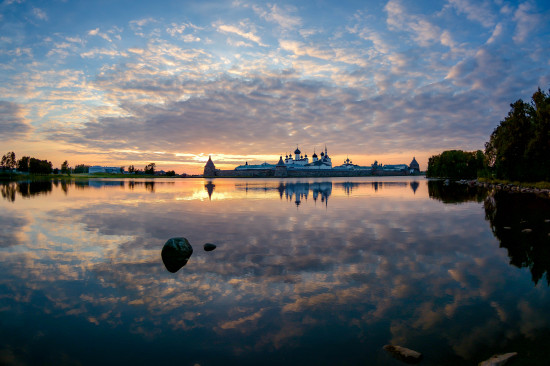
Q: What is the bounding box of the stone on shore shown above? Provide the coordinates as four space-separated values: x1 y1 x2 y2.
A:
478 352 517 366
161 237 193 273
204 243 217 251
383 345 422 364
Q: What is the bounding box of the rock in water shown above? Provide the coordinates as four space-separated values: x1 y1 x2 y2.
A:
478 352 517 366
383 345 422 364
204 243 217 251
161 237 193 273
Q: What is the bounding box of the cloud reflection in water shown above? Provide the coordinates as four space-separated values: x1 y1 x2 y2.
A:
0 178 549 365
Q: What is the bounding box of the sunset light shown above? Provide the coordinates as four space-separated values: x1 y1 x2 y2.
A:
1 1 548 174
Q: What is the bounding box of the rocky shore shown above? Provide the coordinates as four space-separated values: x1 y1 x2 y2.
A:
454 179 550 198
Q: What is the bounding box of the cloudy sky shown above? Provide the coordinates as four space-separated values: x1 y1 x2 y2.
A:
0 0 548 173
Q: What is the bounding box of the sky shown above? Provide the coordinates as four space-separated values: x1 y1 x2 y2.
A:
0 0 549 174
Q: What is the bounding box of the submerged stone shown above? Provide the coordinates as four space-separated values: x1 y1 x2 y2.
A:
478 352 517 366
383 345 422 364
204 243 217 251
161 237 193 273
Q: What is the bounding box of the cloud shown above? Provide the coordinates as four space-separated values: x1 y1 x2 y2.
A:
87 27 114 42
32 7 48 21
0 209 28 246
0 101 31 137
486 23 503 44
347 24 391 54
447 0 497 28
513 2 540 44
215 22 266 47
385 0 442 47
253 4 302 29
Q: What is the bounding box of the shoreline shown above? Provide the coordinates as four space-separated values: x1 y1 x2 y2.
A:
452 178 550 198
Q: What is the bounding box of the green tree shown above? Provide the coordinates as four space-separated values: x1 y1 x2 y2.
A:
427 150 484 179
485 88 550 181
74 164 89 174
1 151 16 170
17 156 30 172
29 158 52 174
61 160 69 174
144 163 156 175
128 165 135 173
426 150 485 179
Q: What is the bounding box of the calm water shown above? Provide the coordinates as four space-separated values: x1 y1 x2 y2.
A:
1 177 549 365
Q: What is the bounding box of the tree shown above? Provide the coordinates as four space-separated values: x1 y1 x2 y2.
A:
74 164 89 174
1 151 16 170
29 158 52 174
128 165 135 173
144 163 156 175
426 150 484 179
17 156 30 172
485 88 550 181
165 170 176 176
61 160 69 174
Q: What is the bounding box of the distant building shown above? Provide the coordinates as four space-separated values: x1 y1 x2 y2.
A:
203 144 421 178
235 161 276 170
203 156 217 177
283 146 332 169
409 157 420 174
89 166 123 174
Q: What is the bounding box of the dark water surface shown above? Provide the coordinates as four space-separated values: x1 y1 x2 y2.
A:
1 177 550 365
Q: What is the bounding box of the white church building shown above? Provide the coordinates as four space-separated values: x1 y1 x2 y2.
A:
283 146 332 169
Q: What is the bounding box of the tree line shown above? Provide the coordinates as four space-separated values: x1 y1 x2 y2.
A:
428 88 550 182
1 153 53 174
1 153 177 176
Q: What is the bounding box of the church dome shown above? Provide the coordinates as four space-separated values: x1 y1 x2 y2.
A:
294 147 301 154
312 152 317 158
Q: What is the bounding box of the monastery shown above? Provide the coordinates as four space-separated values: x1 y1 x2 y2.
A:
204 146 421 178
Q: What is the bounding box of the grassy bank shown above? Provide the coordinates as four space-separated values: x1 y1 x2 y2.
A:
1 172 180 181
477 177 550 190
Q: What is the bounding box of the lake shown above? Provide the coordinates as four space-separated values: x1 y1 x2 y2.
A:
1 177 549 365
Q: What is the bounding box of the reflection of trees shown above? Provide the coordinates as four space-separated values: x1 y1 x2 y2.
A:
127 181 156 192
428 180 488 204
1 179 173 201
18 181 53 198
484 191 550 285
1 182 16 202
0 181 54 201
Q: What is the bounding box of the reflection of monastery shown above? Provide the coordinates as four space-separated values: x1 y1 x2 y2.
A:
204 146 421 178
202 181 422 206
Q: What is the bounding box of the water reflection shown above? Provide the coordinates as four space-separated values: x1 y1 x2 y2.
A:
230 180 421 206
428 180 489 203
1 177 550 365
1 179 176 201
1 180 54 201
205 181 215 199
484 191 550 285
